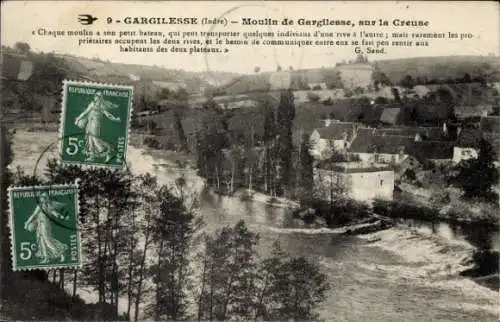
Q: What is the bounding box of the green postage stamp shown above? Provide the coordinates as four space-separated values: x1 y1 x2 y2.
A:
8 185 82 271
59 80 133 168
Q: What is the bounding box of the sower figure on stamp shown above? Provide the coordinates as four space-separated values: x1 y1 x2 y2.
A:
24 193 69 264
74 91 121 162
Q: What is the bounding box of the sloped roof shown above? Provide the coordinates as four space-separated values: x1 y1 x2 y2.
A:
480 116 500 133
380 108 402 124
349 130 415 154
407 140 454 160
316 123 356 140
456 128 482 148
377 126 446 140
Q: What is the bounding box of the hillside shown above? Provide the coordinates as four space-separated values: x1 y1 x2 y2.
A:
216 55 500 96
374 55 500 83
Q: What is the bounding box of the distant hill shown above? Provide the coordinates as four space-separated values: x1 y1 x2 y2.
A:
217 55 500 96
374 55 500 83
56 54 218 94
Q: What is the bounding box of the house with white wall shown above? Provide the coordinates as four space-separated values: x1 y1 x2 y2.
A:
453 128 481 164
348 129 413 164
309 122 360 160
314 161 395 201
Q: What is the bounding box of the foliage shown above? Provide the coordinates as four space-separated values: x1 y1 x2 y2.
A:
255 241 330 321
196 222 329 321
147 185 201 320
276 90 296 194
307 91 321 102
143 137 160 149
451 139 499 202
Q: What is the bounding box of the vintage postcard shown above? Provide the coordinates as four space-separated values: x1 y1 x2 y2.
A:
1 1 499 321
8 185 82 271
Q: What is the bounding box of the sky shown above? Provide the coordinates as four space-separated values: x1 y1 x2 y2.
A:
2 1 499 74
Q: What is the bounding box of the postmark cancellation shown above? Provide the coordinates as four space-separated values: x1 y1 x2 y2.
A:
8 184 82 271
59 80 134 168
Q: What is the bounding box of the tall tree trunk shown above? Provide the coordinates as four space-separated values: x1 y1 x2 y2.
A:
72 270 78 298
134 227 150 322
197 252 208 321
248 166 253 193
230 161 235 195
154 240 164 321
59 269 65 289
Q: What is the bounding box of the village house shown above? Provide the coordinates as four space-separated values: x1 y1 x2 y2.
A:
314 161 395 201
452 128 481 164
309 122 360 160
348 129 414 164
376 124 452 141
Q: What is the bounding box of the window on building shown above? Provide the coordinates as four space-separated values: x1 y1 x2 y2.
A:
380 179 384 186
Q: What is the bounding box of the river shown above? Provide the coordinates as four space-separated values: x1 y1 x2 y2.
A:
9 131 500 321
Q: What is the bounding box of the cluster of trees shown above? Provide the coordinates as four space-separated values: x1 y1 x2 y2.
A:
196 90 315 200
450 138 499 203
7 156 328 321
399 73 492 89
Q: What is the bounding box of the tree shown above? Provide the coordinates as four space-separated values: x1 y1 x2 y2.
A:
148 185 200 321
45 160 136 314
196 220 259 321
451 138 499 202
14 41 30 54
253 241 330 321
276 90 296 194
391 87 401 102
173 111 188 152
0 124 14 294
263 100 277 195
298 133 314 202
400 75 415 89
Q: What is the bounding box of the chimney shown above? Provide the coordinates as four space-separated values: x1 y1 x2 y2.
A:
443 122 448 136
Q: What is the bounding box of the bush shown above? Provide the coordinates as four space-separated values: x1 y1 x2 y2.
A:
143 137 160 149
304 197 371 227
307 91 320 102
312 85 322 91
323 97 334 105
